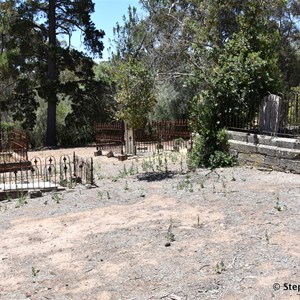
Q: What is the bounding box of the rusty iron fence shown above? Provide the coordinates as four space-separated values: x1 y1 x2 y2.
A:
224 93 300 137
95 121 125 154
95 119 192 155
0 128 28 162
135 119 191 153
0 153 94 192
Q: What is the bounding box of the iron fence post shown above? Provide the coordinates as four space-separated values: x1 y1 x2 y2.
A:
73 151 76 177
90 157 94 185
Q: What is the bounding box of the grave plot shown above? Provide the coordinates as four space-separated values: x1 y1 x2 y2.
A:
0 128 30 173
94 119 192 157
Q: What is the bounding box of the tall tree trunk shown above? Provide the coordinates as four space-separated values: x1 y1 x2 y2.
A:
46 0 57 147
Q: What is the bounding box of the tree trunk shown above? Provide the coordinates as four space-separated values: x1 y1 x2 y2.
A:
46 0 57 147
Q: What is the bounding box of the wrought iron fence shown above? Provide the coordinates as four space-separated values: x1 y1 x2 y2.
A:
94 119 192 154
0 128 28 162
135 119 191 153
224 101 259 132
94 121 125 154
0 153 94 192
279 92 300 136
224 93 300 137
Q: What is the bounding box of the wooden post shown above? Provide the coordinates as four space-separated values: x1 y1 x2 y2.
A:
124 122 136 155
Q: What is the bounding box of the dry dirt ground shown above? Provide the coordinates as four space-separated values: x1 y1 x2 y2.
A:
0 147 300 300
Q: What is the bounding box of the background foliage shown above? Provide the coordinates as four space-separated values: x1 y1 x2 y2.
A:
1 0 300 168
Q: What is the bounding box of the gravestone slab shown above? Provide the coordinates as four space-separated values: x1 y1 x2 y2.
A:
259 94 283 133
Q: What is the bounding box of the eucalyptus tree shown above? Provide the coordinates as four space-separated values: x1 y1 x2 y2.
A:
112 2 196 121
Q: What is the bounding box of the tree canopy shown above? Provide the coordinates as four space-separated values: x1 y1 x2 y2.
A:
0 0 105 146
2 0 300 155
111 0 300 167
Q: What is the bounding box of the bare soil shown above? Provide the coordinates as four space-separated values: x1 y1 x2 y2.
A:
0 147 300 300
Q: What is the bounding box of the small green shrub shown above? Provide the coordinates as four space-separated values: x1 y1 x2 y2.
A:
208 150 235 169
31 266 40 277
216 261 225 274
166 223 175 242
188 129 235 169
15 193 27 208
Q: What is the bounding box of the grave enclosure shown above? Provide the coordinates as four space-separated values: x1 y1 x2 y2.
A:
94 119 192 158
227 93 300 173
0 128 94 197
94 94 300 173
1 92 300 198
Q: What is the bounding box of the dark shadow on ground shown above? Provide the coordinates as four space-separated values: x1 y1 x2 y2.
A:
137 171 177 182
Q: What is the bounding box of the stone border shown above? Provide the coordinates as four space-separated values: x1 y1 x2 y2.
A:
228 130 300 173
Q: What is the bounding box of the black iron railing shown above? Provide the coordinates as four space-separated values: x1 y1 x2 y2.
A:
0 153 94 192
224 93 300 137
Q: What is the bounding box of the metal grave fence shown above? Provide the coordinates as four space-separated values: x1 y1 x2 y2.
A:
224 92 300 137
95 119 192 155
135 119 192 153
95 121 125 154
0 128 28 164
0 153 94 192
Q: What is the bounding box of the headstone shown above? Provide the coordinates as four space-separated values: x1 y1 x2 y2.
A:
259 94 283 134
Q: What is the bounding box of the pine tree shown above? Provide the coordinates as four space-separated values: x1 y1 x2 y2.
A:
0 0 105 146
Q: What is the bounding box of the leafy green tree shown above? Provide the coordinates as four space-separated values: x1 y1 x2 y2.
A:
0 1 22 115
150 81 192 121
112 1 197 122
112 5 148 60
189 0 287 168
114 57 156 129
